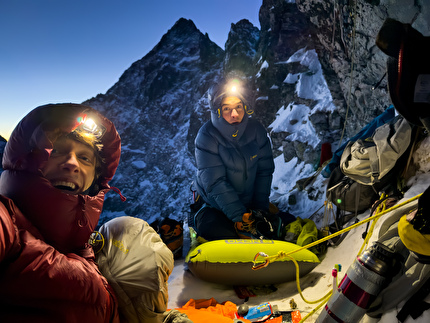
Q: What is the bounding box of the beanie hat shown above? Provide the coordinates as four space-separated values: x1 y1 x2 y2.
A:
208 78 254 116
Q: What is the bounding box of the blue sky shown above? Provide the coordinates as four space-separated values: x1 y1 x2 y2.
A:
0 0 262 139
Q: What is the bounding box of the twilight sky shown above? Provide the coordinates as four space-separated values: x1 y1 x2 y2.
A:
0 0 262 139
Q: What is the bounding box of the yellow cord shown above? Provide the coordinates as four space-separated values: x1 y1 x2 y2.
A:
299 292 333 323
253 193 422 268
89 231 105 254
286 253 333 304
358 193 387 255
252 193 422 321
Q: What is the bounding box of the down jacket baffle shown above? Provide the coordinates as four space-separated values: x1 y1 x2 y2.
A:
194 116 274 223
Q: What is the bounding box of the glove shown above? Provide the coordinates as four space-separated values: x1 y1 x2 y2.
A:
234 211 258 238
235 210 282 239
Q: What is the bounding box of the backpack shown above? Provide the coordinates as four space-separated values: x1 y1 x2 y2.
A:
322 105 396 178
326 115 421 216
340 115 413 190
326 166 379 214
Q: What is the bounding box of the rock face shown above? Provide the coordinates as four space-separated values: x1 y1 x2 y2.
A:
254 0 428 157
249 0 429 211
254 0 335 165
224 19 260 76
84 18 225 223
294 0 430 138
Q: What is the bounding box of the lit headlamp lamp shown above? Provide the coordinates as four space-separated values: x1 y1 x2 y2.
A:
74 112 106 139
218 79 245 103
210 79 254 118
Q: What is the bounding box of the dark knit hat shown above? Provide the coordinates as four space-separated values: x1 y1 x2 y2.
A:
208 78 254 114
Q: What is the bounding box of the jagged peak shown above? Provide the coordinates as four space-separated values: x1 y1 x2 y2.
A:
232 19 255 28
227 19 259 41
160 18 200 43
142 17 211 57
170 18 198 33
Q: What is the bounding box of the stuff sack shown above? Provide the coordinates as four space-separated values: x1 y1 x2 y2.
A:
95 216 174 323
340 115 412 189
326 166 379 214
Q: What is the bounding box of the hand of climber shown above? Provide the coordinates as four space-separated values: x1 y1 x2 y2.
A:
234 211 257 237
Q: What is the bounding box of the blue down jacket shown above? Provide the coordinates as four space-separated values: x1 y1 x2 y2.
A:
194 114 275 223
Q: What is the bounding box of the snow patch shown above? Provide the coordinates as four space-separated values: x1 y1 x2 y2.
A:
132 160 146 169
269 103 320 148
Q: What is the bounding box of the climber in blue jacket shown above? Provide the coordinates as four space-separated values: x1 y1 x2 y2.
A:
194 77 277 240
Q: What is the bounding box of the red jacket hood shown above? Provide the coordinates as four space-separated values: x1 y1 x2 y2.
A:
0 103 121 253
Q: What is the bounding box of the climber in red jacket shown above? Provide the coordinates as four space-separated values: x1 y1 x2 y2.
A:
0 103 122 322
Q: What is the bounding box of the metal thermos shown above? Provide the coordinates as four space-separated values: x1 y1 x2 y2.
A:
316 242 397 322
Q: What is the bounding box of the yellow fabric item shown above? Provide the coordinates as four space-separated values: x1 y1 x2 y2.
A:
285 217 318 246
285 218 303 241
398 215 430 256
297 219 318 247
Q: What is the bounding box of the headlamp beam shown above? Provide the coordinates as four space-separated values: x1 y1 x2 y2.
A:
74 112 106 139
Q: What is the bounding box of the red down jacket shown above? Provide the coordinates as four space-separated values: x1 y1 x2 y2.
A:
0 103 121 322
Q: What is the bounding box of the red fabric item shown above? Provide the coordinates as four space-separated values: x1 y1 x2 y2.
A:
0 104 121 322
320 142 333 167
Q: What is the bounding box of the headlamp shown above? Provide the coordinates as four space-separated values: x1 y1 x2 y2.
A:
224 79 243 98
74 112 106 139
212 79 246 108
